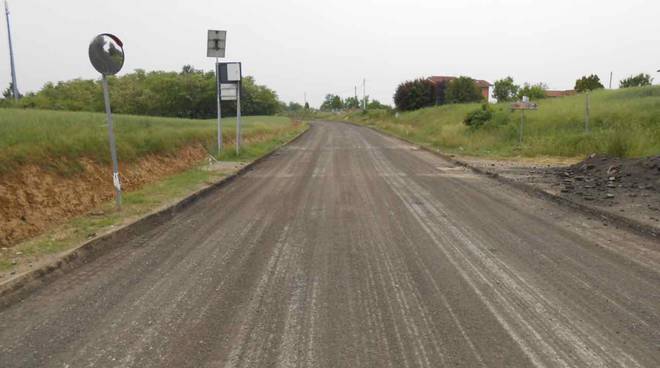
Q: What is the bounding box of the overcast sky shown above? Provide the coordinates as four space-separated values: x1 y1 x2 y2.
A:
1 0 658 107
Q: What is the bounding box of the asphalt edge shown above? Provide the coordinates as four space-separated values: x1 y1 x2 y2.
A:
330 120 659 240
0 125 311 308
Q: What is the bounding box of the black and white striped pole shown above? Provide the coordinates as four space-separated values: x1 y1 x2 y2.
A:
89 33 125 210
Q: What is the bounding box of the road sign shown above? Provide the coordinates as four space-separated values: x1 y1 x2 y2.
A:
511 101 538 110
218 62 241 82
207 30 226 58
220 83 238 101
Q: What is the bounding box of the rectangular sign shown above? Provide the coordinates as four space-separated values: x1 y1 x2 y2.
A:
220 83 238 101
207 30 226 58
218 62 242 82
511 101 538 110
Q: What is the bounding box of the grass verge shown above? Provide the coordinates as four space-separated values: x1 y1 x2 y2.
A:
326 86 660 159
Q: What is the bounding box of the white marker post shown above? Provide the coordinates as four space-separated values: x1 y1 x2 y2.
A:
88 33 126 210
207 30 227 155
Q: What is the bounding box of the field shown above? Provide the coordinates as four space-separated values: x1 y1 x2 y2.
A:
0 109 297 175
336 86 660 159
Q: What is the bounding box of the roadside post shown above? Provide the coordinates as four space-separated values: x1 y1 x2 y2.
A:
511 96 538 144
207 30 227 155
217 62 242 155
88 33 125 210
585 91 591 133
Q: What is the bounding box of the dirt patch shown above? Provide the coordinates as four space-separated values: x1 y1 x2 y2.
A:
456 154 660 232
0 145 209 247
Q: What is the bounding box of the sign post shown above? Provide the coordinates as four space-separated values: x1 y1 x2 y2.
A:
217 62 242 155
511 97 538 144
88 33 125 210
207 30 227 155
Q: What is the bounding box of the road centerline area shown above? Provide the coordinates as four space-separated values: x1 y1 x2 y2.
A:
1 121 659 368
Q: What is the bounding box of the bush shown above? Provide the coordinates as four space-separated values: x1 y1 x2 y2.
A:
393 78 435 111
619 73 653 88
445 76 483 104
464 104 493 128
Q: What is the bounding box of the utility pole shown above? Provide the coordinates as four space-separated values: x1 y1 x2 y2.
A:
354 85 358 103
362 78 366 110
609 72 613 89
4 0 19 101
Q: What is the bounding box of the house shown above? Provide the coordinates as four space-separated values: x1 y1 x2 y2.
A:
545 90 577 98
428 76 492 104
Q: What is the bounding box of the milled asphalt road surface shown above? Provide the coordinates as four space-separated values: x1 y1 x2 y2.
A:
1 121 659 367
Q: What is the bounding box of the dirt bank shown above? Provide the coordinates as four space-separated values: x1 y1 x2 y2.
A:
0 145 209 247
457 154 660 232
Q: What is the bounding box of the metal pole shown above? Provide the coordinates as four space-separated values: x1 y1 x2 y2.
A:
236 82 241 155
609 72 613 89
102 75 121 210
362 78 366 110
216 58 222 154
4 1 19 101
519 109 524 144
585 91 590 133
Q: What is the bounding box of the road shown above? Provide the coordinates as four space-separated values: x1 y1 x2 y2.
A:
1 121 659 367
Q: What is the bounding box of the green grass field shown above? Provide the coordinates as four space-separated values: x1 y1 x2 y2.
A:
0 109 297 174
336 86 660 158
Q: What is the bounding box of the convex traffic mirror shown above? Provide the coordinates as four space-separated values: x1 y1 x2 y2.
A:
88 33 125 75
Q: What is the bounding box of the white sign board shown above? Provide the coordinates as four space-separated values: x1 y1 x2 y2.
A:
207 30 226 58
220 83 238 101
225 63 241 82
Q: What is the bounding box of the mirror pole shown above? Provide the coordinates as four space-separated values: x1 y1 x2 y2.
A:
102 75 122 210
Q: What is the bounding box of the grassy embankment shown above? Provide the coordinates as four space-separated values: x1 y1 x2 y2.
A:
333 86 660 159
0 109 306 273
0 109 301 174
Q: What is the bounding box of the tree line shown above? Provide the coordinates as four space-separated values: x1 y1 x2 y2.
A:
0 66 284 118
393 72 654 112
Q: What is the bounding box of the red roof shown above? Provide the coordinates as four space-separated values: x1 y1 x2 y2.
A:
429 76 492 88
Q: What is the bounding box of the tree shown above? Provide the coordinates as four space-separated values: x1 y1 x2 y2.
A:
344 96 361 109
492 77 519 102
367 99 391 110
393 78 435 111
619 73 653 88
320 94 343 111
444 76 483 104
304 102 310 110
286 102 303 112
518 82 547 100
574 74 604 92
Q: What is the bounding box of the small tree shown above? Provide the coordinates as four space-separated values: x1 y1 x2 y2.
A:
444 76 483 104
304 102 310 110
518 83 547 100
320 94 343 111
574 74 604 92
393 78 435 111
367 99 391 110
344 96 360 109
619 73 653 88
492 77 519 102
